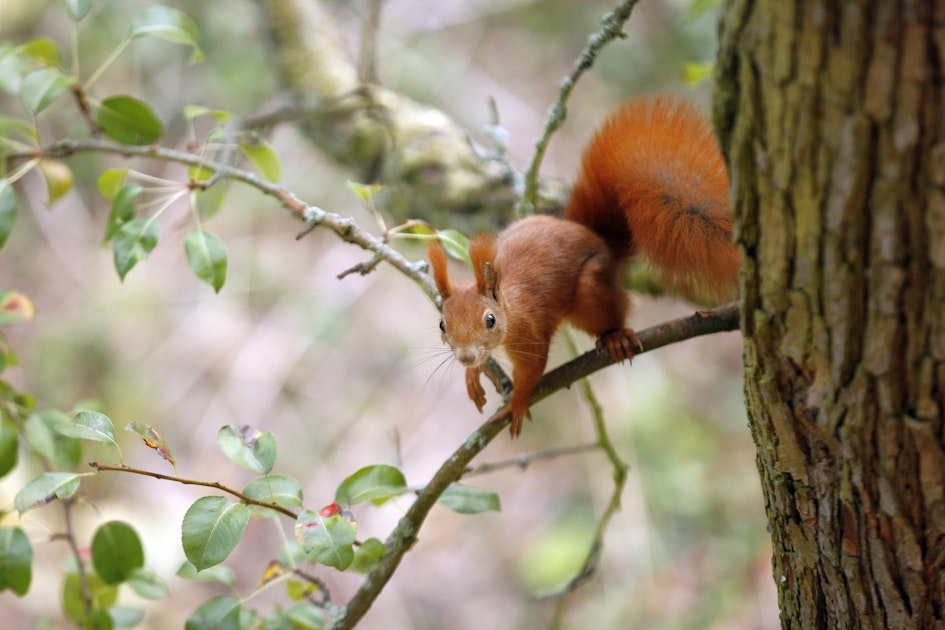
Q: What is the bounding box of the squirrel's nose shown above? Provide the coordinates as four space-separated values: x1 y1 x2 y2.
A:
455 348 479 366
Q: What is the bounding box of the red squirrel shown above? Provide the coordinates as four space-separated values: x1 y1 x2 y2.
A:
428 97 739 437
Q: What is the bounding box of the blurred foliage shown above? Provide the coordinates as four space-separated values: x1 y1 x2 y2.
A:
0 1 773 629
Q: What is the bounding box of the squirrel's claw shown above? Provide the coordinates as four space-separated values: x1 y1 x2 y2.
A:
598 328 642 362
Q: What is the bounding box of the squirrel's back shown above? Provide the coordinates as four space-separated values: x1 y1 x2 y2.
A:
564 97 738 301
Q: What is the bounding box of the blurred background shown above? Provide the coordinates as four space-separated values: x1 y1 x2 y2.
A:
0 0 774 628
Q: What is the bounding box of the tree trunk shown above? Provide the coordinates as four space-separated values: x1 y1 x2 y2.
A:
715 1 945 628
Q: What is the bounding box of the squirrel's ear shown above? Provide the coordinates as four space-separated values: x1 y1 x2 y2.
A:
427 241 453 299
469 234 497 297
481 261 499 300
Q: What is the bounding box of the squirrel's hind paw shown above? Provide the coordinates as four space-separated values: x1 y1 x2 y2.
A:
598 328 642 362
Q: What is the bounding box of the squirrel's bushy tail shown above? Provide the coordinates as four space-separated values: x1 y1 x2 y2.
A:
564 97 739 302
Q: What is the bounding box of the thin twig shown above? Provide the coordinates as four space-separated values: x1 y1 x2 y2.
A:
88 461 299 520
358 0 385 84
463 442 600 477
542 332 629 609
61 498 94 619
520 0 641 213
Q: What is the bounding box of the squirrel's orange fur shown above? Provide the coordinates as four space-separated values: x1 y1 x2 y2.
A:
429 97 739 437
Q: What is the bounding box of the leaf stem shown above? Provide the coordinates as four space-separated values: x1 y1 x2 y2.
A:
83 37 131 91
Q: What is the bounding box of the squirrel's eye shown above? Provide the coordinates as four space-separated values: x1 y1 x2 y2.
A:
439 320 446 333
485 313 496 329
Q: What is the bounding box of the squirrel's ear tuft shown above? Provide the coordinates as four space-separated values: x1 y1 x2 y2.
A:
427 240 453 299
481 261 498 300
469 234 497 297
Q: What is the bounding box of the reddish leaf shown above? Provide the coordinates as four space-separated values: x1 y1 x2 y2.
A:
125 421 175 466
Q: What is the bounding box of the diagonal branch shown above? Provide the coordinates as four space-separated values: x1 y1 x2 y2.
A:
329 302 740 629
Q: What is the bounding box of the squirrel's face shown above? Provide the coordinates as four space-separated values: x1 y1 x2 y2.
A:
439 288 505 368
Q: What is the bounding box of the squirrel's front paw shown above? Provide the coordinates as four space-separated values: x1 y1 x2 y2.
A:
465 367 487 412
490 402 532 438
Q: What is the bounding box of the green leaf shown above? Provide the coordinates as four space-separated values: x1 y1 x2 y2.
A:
217 424 276 475
285 577 319 602
127 567 168 599
0 416 18 478
183 105 231 123
110 607 145 628
23 409 82 469
282 605 327 629
56 409 117 444
20 38 62 67
346 181 384 204
37 159 73 205
97 168 129 201
97 96 163 145
239 141 282 182
294 511 356 570
686 0 720 20
242 474 303 511
113 217 159 280
0 179 17 250
63 572 117 626
14 472 81 514
0 114 38 143
181 496 249 571
0 527 32 595
91 521 144 585
0 47 30 94
19 67 73 114
437 483 501 514
58 0 92 21
103 184 142 243
683 61 714 86
193 180 228 220
438 229 472 268
184 229 227 292
0 290 36 326
131 6 204 63
335 464 407 506
176 560 236 588
187 164 215 183
184 595 241 630
350 537 386 574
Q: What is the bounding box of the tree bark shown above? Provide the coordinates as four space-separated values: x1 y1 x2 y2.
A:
716 1 945 627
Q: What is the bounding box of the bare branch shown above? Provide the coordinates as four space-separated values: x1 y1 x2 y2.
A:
463 442 600 477
520 0 642 212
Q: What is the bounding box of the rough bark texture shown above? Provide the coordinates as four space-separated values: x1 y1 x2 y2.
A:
715 1 945 628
